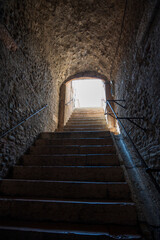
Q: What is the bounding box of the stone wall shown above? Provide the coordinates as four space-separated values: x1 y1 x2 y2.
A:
64 81 75 125
113 0 160 186
0 0 59 178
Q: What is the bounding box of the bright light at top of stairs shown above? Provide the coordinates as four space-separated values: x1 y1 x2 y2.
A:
72 79 105 108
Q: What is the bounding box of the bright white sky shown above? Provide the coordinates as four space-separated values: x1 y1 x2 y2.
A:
72 79 105 108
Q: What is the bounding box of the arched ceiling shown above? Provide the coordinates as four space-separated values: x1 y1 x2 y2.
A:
1 0 145 87
23 0 125 84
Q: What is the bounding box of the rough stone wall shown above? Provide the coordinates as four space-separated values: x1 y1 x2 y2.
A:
113 0 160 186
0 0 58 178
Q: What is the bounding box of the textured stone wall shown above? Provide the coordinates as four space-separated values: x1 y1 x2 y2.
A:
113 0 160 186
0 0 59 178
64 82 75 125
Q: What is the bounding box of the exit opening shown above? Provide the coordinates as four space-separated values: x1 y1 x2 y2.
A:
58 77 115 131
72 79 106 108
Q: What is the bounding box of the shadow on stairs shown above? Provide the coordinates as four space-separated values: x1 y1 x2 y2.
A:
0 108 143 239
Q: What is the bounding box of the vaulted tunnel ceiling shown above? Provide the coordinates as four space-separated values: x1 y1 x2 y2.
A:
27 0 125 84
1 0 128 83
1 0 145 86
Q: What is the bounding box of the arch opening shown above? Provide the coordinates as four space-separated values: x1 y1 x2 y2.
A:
58 74 116 131
72 78 106 108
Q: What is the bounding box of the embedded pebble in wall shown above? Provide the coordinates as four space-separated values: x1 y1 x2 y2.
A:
19 126 24 131
8 135 15 141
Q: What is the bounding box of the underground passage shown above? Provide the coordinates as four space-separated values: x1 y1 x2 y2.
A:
0 0 160 239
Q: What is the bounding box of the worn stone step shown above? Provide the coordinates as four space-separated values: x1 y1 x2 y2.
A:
65 124 108 128
71 112 104 116
67 119 107 123
23 154 119 166
67 122 107 126
12 166 124 181
0 220 142 240
70 116 105 120
64 126 108 130
35 138 113 146
63 126 108 129
0 198 137 225
71 117 105 120
72 111 104 114
63 128 108 132
73 108 104 113
0 228 142 240
70 112 105 115
0 179 131 200
68 118 106 122
30 145 116 155
72 114 105 117
72 110 104 113
71 115 104 118
40 131 110 139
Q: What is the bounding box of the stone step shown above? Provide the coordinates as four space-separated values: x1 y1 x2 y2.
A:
71 112 104 116
70 116 105 120
30 145 116 155
64 125 108 129
68 117 106 121
40 131 110 139
0 228 142 240
67 121 107 125
0 220 142 240
73 111 104 114
0 198 137 225
73 108 104 113
35 138 113 146
69 114 105 117
63 128 108 132
69 117 106 121
71 114 105 118
12 166 124 181
65 124 108 128
23 154 119 166
71 109 104 112
0 179 131 200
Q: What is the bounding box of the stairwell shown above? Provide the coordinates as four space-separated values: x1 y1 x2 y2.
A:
0 108 142 239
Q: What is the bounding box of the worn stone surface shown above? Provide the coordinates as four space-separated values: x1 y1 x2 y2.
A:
23 154 119 167
0 179 131 200
113 0 160 186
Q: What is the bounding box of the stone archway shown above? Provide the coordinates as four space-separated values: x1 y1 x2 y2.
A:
58 71 115 131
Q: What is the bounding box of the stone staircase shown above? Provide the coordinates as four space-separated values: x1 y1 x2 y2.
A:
0 108 142 239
